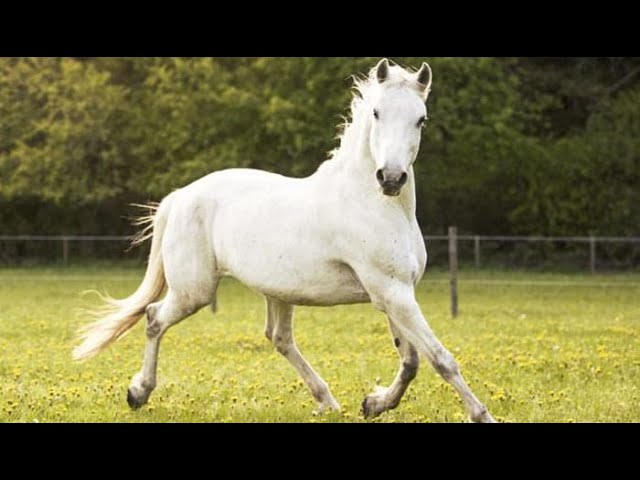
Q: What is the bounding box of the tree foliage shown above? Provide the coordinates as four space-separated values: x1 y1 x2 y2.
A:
0 57 638 236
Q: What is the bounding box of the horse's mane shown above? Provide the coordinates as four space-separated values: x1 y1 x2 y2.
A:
319 63 423 172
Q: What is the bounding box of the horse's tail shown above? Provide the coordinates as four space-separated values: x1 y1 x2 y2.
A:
72 194 174 361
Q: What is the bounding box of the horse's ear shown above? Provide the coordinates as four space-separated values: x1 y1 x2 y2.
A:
416 62 432 99
376 58 390 83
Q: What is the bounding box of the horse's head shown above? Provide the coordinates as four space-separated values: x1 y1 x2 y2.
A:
366 59 432 197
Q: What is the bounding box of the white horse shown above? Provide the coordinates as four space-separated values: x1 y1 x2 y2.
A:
74 59 495 423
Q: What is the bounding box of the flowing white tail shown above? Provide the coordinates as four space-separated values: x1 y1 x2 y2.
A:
72 198 172 361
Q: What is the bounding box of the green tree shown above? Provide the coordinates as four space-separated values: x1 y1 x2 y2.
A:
0 58 128 205
0 57 638 241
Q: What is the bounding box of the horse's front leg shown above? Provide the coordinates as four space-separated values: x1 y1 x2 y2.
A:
356 268 495 423
362 320 419 418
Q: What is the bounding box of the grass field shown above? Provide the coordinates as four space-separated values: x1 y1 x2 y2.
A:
0 266 638 423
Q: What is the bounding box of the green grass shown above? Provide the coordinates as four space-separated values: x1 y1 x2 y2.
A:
1 266 638 423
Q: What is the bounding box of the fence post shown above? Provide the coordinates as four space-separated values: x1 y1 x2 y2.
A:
62 237 69 266
590 236 596 274
474 235 480 268
449 226 458 318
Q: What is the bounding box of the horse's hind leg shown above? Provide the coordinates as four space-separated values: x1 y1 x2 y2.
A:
127 196 219 409
362 321 419 418
265 296 340 412
127 289 210 409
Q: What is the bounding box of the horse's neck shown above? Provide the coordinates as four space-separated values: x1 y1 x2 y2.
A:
330 112 417 219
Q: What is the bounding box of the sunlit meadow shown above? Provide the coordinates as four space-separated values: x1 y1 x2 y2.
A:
1 266 638 423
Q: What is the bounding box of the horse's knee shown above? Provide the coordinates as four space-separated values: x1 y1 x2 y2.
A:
145 303 162 339
146 302 159 320
432 352 459 381
150 291 208 337
273 334 291 356
401 350 419 382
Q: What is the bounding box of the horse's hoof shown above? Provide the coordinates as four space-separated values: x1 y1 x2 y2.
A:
362 385 392 418
126 388 146 410
361 396 384 419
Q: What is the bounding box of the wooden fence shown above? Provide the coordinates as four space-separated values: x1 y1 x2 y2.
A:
1 232 639 318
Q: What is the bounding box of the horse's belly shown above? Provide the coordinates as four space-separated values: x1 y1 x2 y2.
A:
227 253 370 307
266 265 370 306
215 227 369 305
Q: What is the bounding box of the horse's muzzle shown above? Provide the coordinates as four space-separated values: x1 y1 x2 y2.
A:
376 169 408 196
381 183 403 196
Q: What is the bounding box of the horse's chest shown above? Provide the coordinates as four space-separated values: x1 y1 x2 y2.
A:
374 239 425 284
342 219 426 284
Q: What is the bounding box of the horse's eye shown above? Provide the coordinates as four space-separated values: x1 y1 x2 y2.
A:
373 109 379 120
417 116 427 128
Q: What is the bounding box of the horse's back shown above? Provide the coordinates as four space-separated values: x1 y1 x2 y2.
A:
184 168 294 200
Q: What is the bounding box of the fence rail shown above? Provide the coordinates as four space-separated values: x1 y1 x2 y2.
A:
425 235 640 274
0 235 131 266
2 231 640 316
1 234 639 271
0 235 130 241
425 235 640 243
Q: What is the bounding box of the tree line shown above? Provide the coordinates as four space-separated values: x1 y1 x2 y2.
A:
0 57 638 237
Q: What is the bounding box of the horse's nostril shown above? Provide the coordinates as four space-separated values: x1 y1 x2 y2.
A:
399 172 408 186
376 169 385 184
